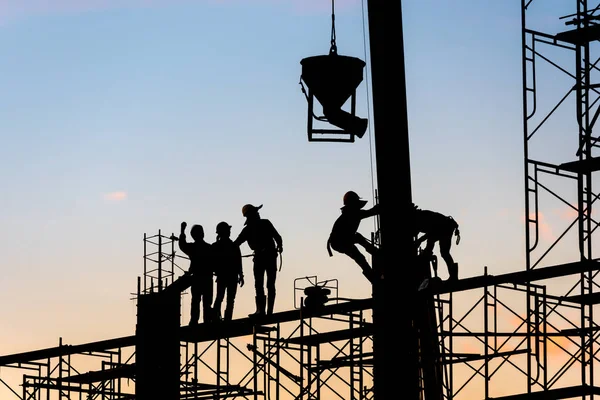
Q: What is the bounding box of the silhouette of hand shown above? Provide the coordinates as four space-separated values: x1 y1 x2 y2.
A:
181 221 187 232
239 275 245 287
277 245 283 254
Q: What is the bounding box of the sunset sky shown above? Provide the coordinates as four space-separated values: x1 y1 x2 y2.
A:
0 0 595 398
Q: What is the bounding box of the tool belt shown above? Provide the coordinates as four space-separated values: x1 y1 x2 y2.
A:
448 216 460 245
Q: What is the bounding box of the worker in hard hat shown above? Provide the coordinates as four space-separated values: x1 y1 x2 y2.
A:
178 221 215 325
412 203 460 282
212 221 244 322
327 191 380 283
234 204 283 317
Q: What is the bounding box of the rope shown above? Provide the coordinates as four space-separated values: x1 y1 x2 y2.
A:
242 252 284 271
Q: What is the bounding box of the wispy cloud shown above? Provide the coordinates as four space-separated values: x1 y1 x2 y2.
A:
523 211 553 242
554 205 578 221
103 191 127 202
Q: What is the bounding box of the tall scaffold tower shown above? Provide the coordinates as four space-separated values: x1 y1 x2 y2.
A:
521 0 600 395
426 1 600 398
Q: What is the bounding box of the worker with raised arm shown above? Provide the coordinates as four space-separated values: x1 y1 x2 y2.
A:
212 221 244 322
327 191 379 283
178 221 215 325
234 204 283 317
412 203 460 282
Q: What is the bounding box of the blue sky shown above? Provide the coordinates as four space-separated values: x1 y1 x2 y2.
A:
0 1 592 396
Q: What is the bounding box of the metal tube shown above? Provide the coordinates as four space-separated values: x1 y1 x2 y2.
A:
366 0 418 399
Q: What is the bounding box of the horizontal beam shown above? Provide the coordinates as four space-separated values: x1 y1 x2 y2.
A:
424 260 600 295
489 384 600 400
442 331 594 337
555 25 600 45
0 336 135 366
63 364 135 383
441 349 528 365
22 381 135 399
313 356 374 371
563 292 600 305
181 298 372 343
283 326 373 346
1 299 373 364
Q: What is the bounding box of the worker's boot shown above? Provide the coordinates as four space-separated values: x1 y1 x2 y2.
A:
214 308 222 322
249 295 266 317
447 263 459 282
267 294 276 315
223 306 233 322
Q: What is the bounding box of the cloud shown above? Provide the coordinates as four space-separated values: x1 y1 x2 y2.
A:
103 191 127 202
507 314 575 357
554 205 578 221
523 211 553 242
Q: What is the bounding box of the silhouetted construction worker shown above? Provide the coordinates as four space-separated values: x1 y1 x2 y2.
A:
327 191 379 283
412 204 460 282
179 221 214 325
234 204 283 317
212 221 244 322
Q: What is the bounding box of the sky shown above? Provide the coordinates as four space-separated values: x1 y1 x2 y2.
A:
0 0 597 398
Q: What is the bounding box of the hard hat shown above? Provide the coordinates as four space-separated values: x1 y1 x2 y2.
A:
343 191 367 208
242 204 263 217
216 221 231 234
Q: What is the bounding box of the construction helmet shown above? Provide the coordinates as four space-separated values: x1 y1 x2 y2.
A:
343 191 367 208
216 221 231 234
242 204 263 217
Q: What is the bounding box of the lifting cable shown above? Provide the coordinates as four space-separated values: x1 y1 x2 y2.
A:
330 0 337 54
361 0 379 239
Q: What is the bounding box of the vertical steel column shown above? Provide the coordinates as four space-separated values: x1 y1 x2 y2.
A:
275 324 281 400
366 0 419 399
253 326 258 400
520 1 534 395
449 291 453 400
299 315 305 400
143 233 147 293
575 0 595 388
157 231 163 291
484 285 490 399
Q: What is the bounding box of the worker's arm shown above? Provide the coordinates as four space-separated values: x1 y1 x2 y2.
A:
178 221 191 256
269 220 283 253
233 227 247 247
360 203 380 219
235 245 244 286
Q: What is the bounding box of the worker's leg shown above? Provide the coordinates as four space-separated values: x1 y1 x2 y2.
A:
331 240 374 282
250 260 266 316
355 233 378 255
224 279 239 321
439 233 458 281
345 245 375 282
202 278 214 322
213 279 227 321
265 254 278 315
189 283 200 325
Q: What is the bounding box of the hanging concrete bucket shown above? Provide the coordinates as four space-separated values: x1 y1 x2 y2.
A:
301 53 368 139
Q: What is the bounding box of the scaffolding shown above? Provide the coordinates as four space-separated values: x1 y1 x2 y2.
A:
6 2 600 399
409 1 600 398
0 231 376 400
